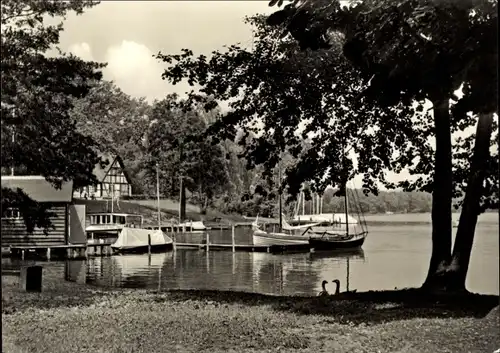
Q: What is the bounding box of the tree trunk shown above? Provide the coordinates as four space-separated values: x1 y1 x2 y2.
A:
179 176 186 222
201 195 209 215
422 97 454 290
445 112 494 290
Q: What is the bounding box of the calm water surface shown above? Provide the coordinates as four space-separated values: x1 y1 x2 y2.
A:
3 214 498 295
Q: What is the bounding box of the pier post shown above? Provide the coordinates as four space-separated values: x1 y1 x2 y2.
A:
172 233 177 252
46 248 51 261
21 250 25 260
148 234 151 255
206 233 210 252
231 225 235 252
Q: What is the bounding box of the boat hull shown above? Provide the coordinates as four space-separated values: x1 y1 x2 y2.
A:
309 233 366 251
111 243 173 254
253 231 309 246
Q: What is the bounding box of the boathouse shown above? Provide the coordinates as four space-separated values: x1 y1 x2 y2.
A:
73 152 133 200
1 176 80 247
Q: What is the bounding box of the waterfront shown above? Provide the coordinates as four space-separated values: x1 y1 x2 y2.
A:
3 213 498 295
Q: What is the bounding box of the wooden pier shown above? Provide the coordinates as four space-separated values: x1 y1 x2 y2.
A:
9 244 88 260
6 228 313 260
7 243 115 260
175 242 312 254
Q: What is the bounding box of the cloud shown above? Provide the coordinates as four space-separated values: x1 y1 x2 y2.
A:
68 42 94 61
103 40 171 102
68 40 186 102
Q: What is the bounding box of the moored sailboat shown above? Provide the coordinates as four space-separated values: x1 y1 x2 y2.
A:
308 186 368 251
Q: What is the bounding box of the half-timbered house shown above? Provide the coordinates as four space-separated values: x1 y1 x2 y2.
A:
73 153 133 199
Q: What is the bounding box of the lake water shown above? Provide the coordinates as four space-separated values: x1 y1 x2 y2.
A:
3 213 498 295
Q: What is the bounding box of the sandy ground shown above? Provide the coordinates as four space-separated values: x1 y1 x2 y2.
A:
2 275 499 353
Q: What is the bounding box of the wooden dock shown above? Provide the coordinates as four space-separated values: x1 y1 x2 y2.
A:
9 244 87 260
7 243 115 260
175 242 312 254
6 229 313 260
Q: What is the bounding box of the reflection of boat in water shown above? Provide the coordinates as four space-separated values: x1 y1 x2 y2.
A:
250 252 316 295
111 227 173 254
112 252 168 278
309 248 365 261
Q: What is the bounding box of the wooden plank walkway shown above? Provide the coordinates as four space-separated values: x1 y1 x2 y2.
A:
6 241 313 260
175 242 312 254
175 243 272 252
9 244 86 250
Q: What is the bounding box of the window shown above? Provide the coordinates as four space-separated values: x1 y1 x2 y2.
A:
2 208 21 219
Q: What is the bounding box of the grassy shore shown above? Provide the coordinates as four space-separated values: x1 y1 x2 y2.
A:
2 276 498 353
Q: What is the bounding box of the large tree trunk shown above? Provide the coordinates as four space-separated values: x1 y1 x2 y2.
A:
445 112 495 290
422 97 454 290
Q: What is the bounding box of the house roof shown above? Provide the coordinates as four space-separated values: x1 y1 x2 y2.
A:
1 176 73 203
93 152 132 184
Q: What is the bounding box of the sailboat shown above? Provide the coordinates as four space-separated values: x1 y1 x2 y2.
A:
252 156 312 246
308 185 368 250
111 163 173 253
251 211 313 246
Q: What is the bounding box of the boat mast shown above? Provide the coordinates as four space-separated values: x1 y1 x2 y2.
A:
156 162 161 229
278 152 283 232
342 140 349 236
344 184 349 236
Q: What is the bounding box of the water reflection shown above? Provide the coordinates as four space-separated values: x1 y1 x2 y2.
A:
79 249 366 296
65 260 86 284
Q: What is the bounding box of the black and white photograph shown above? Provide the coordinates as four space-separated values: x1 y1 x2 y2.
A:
1 0 498 352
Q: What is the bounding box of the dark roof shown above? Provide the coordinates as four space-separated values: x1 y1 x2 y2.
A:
1 176 73 203
93 152 132 184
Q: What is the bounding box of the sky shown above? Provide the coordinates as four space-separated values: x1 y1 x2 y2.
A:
59 1 274 102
